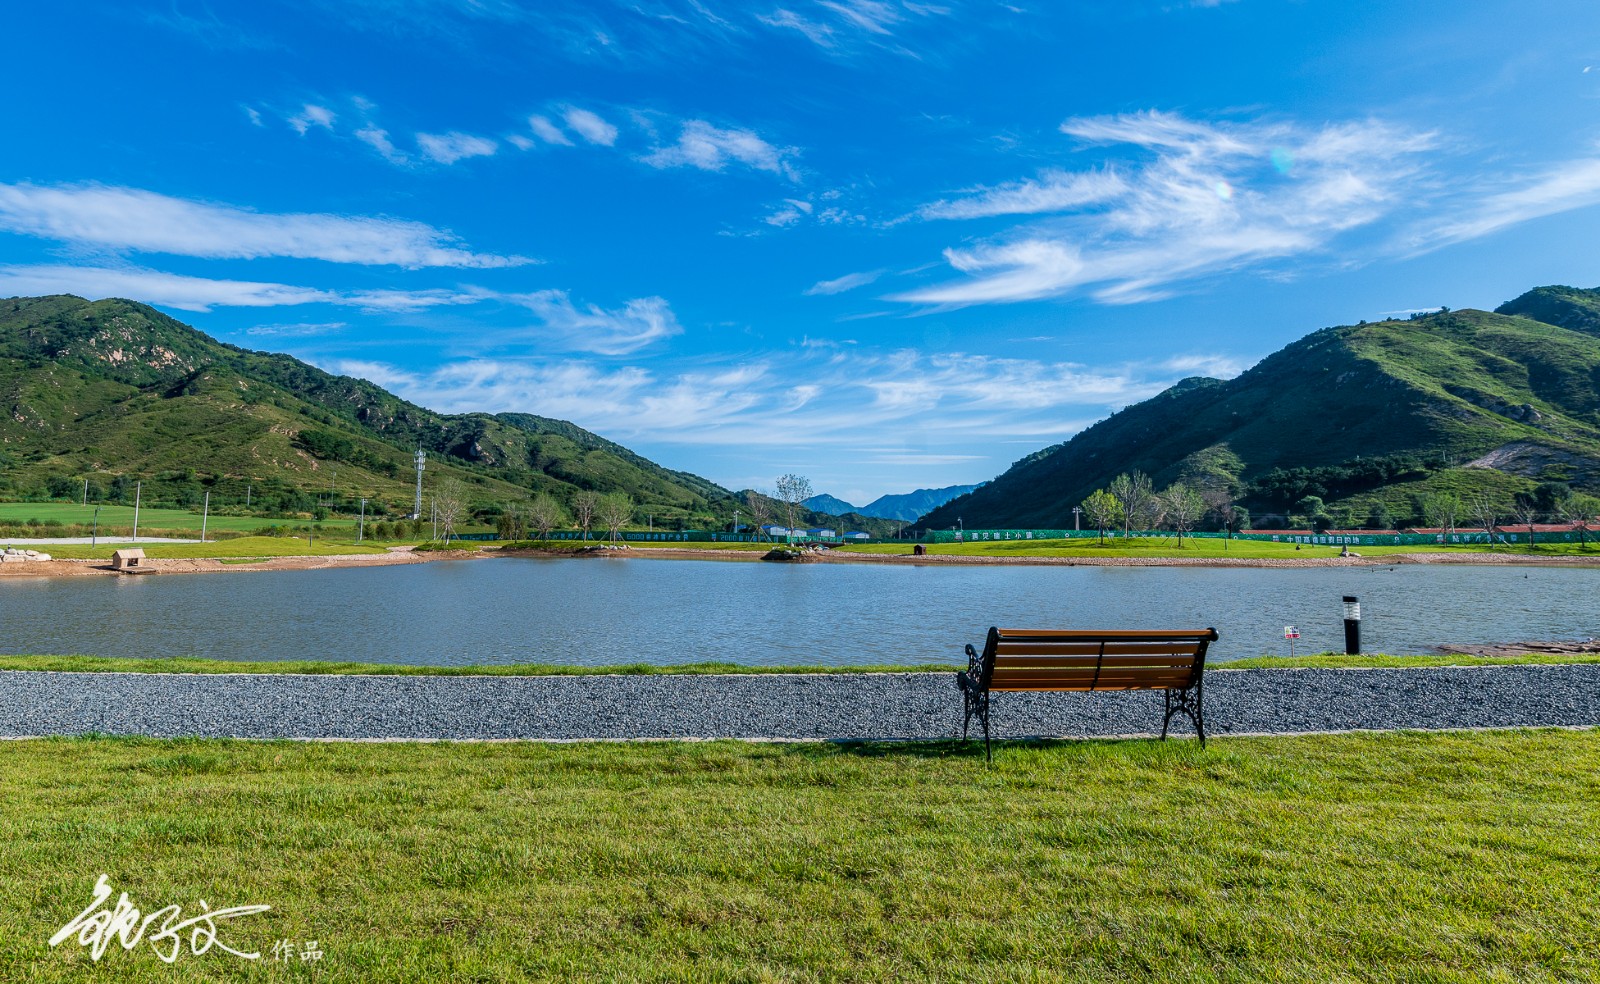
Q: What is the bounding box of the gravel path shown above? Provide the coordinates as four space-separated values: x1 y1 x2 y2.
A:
1 665 1597 741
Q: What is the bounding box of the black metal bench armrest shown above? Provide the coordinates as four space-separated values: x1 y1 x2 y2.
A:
956 642 984 692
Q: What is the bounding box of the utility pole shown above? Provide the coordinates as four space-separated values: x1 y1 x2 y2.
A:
246 481 252 508
1072 506 1082 531
358 498 366 542
431 498 438 541
91 505 100 548
132 481 142 542
82 477 88 507
413 449 426 519
201 491 209 542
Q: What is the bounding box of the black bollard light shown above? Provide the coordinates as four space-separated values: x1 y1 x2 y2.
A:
1342 596 1361 655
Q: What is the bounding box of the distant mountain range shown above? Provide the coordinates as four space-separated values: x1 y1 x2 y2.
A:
917 285 1600 531
805 485 980 523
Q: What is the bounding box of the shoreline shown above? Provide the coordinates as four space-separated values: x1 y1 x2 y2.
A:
2 543 1598 579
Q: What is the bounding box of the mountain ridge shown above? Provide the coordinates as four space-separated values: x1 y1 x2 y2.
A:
918 286 1600 531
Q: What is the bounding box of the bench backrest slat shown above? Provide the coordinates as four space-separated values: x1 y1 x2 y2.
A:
976 626 1217 693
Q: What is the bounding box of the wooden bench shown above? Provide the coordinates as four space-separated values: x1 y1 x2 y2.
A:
956 627 1219 759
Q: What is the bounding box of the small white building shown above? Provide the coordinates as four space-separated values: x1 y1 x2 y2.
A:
760 525 791 538
806 527 837 539
843 531 870 541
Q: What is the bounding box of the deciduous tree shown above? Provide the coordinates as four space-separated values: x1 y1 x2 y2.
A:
528 493 567 542
1081 489 1121 545
598 493 633 542
572 490 599 541
1161 482 1205 547
774 474 812 544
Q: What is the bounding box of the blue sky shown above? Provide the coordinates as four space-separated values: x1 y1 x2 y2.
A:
4 1 1600 504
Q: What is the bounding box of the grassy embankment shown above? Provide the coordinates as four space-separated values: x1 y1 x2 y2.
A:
0 655 957 675
0 501 360 533
1225 651 1600 669
5 651 1597 676
25 536 391 560
834 537 1600 559
1 730 1597 981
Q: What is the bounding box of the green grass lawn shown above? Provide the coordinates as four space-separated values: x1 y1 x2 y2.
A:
29 536 390 560
0 501 359 532
0 655 959 676
1224 651 1600 669
836 536 1600 560
1 731 1596 981
8 651 1597 676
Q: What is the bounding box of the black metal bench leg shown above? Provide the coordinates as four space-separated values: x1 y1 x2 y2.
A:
981 692 991 763
1160 685 1206 747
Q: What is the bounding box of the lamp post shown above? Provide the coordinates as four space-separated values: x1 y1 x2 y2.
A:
1072 506 1082 531
1342 596 1362 655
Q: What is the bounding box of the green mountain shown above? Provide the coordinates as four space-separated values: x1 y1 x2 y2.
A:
0 294 741 524
918 287 1600 531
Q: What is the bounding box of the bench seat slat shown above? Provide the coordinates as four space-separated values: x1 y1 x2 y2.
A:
996 629 1216 641
992 654 1198 668
991 665 1195 680
993 642 1201 656
985 668 1203 684
992 679 1194 692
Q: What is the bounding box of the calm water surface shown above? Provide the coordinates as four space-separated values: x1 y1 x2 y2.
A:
2 557 1595 666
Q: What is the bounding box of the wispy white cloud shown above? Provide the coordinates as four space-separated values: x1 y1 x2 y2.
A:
563 107 619 146
1405 152 1600 250
246 321 349 337
0 182 530 268
758 0 955 53
642 120 800 179
499 291 683 354
287 103 336 135
758 9 837 48
0 264 338 312
528 114 573 145
805 269 885 295
913 169 1126 220
354 126 408 165
897 111 1437 306
321 342 1239 451
416 131 499 165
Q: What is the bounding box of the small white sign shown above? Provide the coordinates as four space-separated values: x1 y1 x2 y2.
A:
1283 626 1300 639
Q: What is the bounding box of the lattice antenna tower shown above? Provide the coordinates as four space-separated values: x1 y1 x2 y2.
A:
413 449 426 519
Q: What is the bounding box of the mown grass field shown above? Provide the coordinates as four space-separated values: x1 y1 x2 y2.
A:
0 502 360 532
1224 651 1600 669
1 731 1596 982
0 655 959 676
834 536 1600 560
5 651 1596 676
25 536 390 560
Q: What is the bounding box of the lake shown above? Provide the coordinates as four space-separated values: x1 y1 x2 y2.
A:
2 557 1594 666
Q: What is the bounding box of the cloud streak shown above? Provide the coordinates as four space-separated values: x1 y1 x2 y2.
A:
642 120 800 180
0 264 677 346
0 182 531 269
896 111 1437 306
1405 151 1600 250
320 342 1239 454
0 182 532 271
